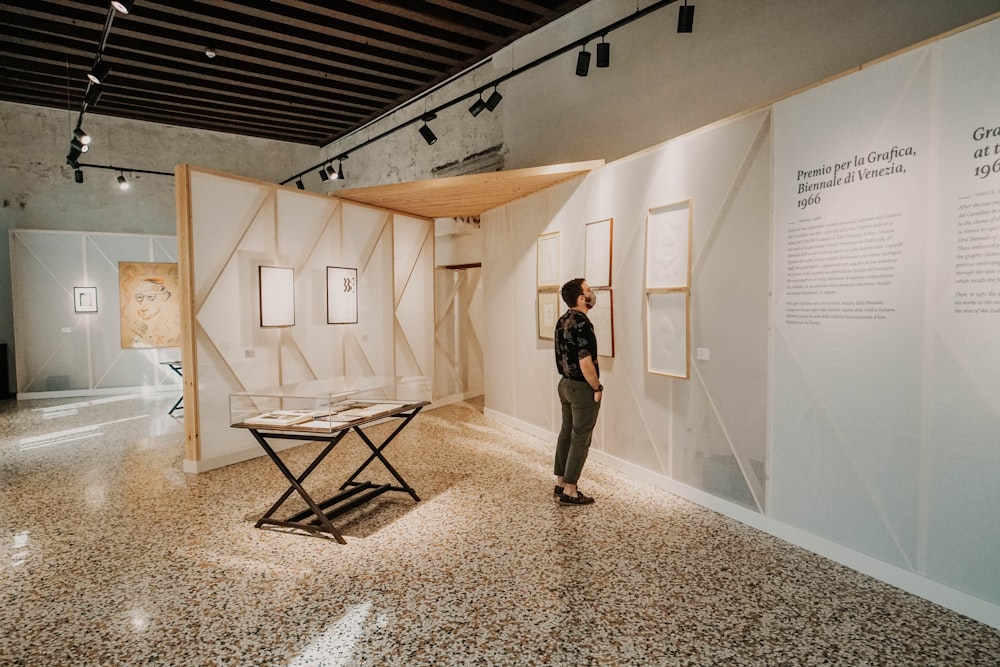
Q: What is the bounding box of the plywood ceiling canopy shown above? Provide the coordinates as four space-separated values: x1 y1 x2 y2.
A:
334 160 604 219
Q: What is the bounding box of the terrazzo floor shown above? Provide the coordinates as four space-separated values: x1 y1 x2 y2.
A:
1 393 998 666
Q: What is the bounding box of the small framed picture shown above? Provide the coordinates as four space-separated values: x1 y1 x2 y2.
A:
74 286 98 313
327 266 359 324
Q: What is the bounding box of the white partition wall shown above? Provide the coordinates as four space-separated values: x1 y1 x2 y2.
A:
177 166 433 472
10 229 179 395
482 17 1000 628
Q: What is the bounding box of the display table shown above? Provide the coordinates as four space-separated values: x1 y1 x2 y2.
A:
229 378 430 543
160 361 183 415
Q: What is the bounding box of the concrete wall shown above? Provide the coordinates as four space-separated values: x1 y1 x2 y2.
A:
319 0 1000 192
0 102 317 392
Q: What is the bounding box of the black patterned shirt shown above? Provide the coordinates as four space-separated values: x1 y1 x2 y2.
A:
554 309 599 382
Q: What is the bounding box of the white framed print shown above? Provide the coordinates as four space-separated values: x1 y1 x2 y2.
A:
537 231 560 288
326 266 358 324
591 288 614 357
537 290 560 341
74 286 98 313
646 290 689 378
259 266 295 327
645 200 692 290
585 218 613 288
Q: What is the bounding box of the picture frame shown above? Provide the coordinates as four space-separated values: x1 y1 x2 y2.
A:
585 218 613 288
591 288 614 358
537 290 560 341
326 266 358 324
119 262 181 349
537 231 560 289
74 286 98 313
646 290 689 378
259 266 295 327
645 200 692 290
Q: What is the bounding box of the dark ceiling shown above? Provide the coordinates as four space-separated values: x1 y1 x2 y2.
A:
1 0 593 146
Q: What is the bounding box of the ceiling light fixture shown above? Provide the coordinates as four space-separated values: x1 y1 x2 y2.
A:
70 137 90 153
468 93 487 117
66 150 81 169
73 127 91 145
418 113 437 145
677 1 695 33
596 36 610 68
87 59 112 84
318 165 330 182
294 179 304 190
117 172 130 190
84 86 103 108
75 169 84 184
111 0 134 15
575 45 591 77
484 87 502 111
326 163 337 179
336 159 346 180
205 47 217 59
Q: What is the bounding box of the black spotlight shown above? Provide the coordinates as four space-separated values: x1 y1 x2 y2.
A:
295 179 304 190
66 146 81 169
75 169 84 184
678 2 695 33
575 47 591 77
336 159 346 180
73 127 91 145
418 113 437 145
419 123 437 145
87 59 112 84
84 86 103 108
469 94 487 117
485 88 502 111
318 165 330 182
596 40 610 68
70 137 89 153
326 163 337 179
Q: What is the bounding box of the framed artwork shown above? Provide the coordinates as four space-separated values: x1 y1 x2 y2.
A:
591 288 614 358
537 231 560 289
537 290 560 341
74 286 98 313
645 200 692 289
119 261 181 349
646 291 689 378
259 266 295 327
585 218 613 288
326 266 358 324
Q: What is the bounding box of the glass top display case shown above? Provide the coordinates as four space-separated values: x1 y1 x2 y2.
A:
229 376 431 433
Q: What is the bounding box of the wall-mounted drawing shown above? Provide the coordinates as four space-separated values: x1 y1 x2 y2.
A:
646 201 691 289
119 261 181 349
591 288 615 357
646 291 689 377
74 286 98 313
537 290 561 340
327 266 358 324
645 200 692 378
537 231 560 289
259 266 295 327
585 218 613 288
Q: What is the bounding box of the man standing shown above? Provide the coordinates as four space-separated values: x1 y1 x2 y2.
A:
553 278 602 506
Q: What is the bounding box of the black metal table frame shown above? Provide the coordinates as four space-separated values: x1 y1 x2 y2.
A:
161 361 183 415
244 403 424 543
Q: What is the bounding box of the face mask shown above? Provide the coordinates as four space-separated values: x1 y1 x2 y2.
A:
583 290 597 309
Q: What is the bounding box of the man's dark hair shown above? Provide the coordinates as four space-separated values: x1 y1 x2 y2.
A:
560 278 585 308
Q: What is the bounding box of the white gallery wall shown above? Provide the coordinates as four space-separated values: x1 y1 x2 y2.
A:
177 167 433 472
10 229 179 395
483 18 1000 627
